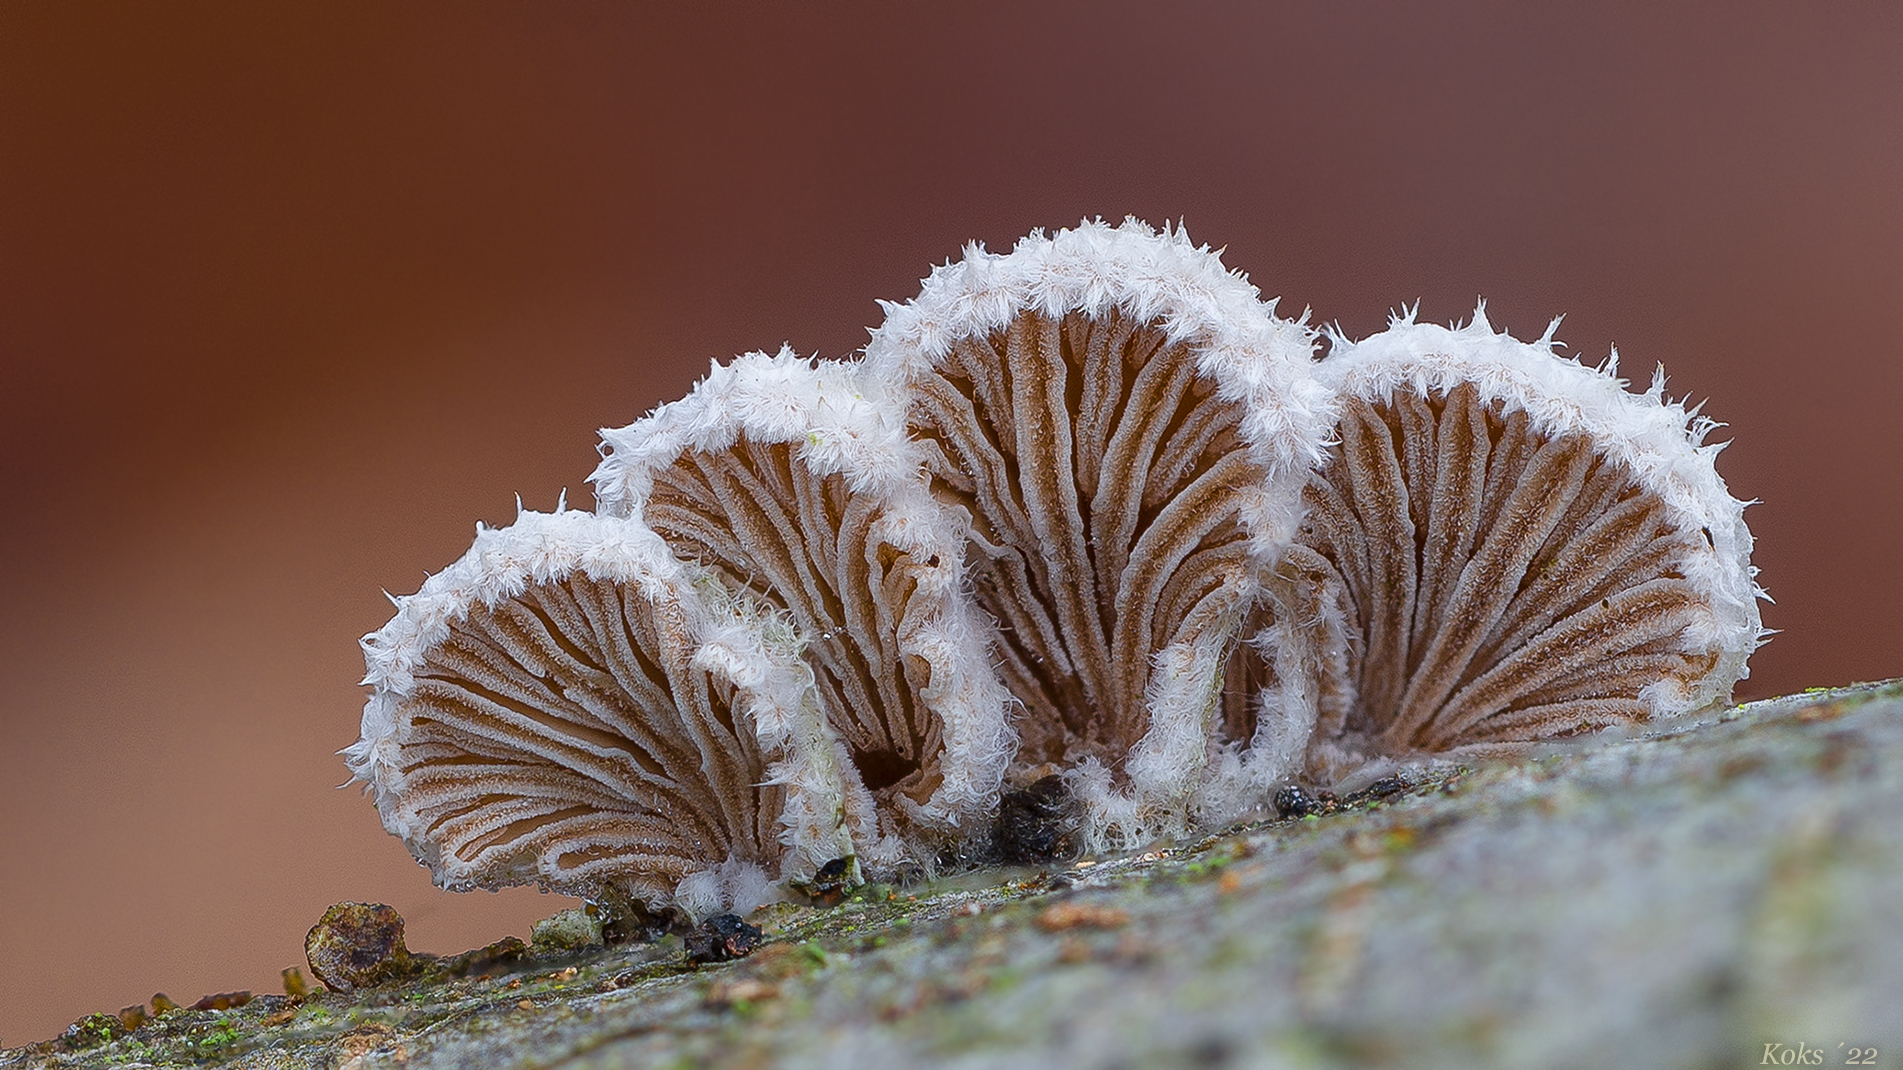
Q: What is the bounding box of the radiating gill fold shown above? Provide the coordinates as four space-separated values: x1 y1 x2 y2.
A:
349 509 827 918
350 223 1767 909
593 348 1014 860
397 571 780 901
1296 311 1763 776
906 306 1265 766
645 441 946 814
862 219 1333 837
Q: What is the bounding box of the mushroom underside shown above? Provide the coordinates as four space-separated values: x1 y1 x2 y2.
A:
393 572 784 906
907 306 1272 775
354 222 1762 913
644 439 952 814
1294 382 1718 765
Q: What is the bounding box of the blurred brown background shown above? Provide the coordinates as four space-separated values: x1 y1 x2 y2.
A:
2 1 1898 1044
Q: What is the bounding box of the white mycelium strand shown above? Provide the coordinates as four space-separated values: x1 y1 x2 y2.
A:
352 223 1765 915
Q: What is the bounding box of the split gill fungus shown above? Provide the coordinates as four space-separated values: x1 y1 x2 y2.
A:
346 219 1764 920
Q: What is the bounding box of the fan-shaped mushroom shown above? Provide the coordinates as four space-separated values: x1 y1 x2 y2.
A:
348 509 840 919
862 220 1334 843
1290 310 1764 780
348 222 1766 908
592 349 1014 866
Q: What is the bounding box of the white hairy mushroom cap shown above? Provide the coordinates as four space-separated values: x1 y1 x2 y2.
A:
1293 307 1766 780
349 223 1767 901
863 218 1335 849
348 508 820 919
594 348 1015 867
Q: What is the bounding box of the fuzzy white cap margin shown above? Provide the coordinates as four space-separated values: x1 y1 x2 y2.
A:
863 218 1338 844
592 348 1017 854
346 507 854 910
1317 306 1767 715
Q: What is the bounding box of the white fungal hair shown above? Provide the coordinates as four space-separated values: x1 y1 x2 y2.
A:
348 220 1765 914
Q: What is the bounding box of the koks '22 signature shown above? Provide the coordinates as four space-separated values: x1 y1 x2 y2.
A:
1761 1042 1880 1065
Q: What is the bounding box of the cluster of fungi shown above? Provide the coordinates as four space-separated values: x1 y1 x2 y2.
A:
346 220 1763 922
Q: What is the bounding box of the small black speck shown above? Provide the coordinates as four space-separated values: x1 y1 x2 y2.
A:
1274 785 1319 818
1363 775 1406 799
684 914 764 965
996 775 1080 863
1188 1035 1235 1066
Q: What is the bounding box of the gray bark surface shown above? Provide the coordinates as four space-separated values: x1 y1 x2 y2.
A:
10 682 1901 1069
